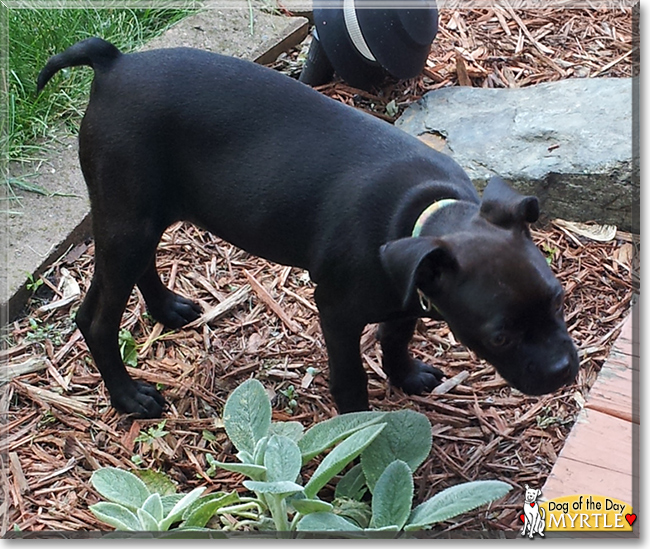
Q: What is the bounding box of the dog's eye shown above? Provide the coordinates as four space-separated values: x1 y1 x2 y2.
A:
552 292 565 314
490 333 510 348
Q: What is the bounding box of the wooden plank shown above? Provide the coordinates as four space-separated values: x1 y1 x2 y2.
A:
585 360 638 423
543 456 635 507
542 405 638 508
608 349 639 371
556 408 633 477
541 311 638 509
612 314 639 359
253 17 309 65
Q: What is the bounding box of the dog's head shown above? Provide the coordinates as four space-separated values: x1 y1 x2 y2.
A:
524 485 542 504
380 176 579 395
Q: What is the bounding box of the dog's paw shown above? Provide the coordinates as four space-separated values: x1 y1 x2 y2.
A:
111 381 166 418
151 293 202 329
397 360 445 395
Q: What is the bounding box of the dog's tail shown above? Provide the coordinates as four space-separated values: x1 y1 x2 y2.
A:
37 37 121 93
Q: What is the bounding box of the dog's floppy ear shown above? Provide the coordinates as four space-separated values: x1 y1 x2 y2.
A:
380 237 458 310
480 175 539 227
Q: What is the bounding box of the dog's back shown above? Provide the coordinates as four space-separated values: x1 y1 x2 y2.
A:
38 38 476 273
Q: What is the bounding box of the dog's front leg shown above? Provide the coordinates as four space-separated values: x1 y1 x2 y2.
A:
316 288 368 413
377 318 445 395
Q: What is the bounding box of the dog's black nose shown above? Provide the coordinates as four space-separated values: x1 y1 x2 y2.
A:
550 355 577 384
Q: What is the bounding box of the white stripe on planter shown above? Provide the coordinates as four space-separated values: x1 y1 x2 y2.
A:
343 0 376 62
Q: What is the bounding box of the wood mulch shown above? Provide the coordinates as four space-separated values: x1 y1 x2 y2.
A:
272 3 636 119
1 6 636 536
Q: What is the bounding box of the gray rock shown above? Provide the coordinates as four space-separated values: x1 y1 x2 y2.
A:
396 77 638 233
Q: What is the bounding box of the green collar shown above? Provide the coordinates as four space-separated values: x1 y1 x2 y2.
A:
411 198 457 315
411 198 458 238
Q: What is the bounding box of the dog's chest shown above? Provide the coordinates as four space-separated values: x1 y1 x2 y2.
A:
524 502 539 515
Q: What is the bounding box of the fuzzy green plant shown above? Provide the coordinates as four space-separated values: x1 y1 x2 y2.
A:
88 467 244 532
88 379 512 535
213 379 512 533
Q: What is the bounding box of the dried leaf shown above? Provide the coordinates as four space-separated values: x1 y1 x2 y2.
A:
552 219 618 242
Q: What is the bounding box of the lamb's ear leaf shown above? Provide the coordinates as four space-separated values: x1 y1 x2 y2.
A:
380 238 457 310
296 512 362 532
298 411 386 463
89 502 142 531
264 435 302 483
360 409 432 492
303 423 385 500
222 378 271 455
405 480 512 530
90 467 150 511
370 460 414 530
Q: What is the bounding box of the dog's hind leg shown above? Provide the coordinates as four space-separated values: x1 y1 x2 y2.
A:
377 318 445 395
76 223 166 418
137 253 202 329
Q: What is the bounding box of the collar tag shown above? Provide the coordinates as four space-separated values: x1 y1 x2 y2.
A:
417 288 440 315
412 198 457 238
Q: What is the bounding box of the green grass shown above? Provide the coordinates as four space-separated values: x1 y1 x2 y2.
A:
3 5 199 166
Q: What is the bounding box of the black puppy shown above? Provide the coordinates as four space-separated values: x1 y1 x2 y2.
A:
37 38 579 418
